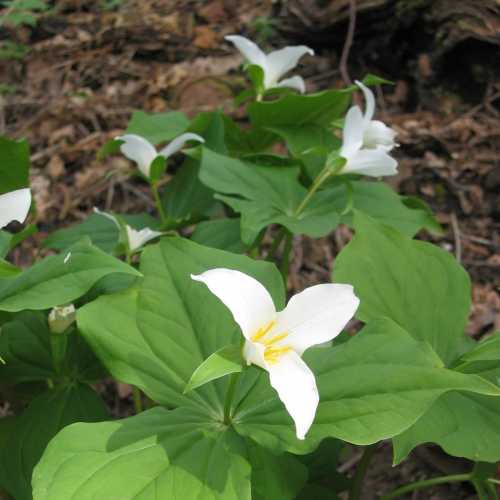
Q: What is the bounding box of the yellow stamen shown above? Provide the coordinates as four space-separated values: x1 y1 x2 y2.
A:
264 346 292 364
251 320 276 342
262 332 289 346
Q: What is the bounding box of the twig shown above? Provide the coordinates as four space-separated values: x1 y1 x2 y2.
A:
450 212 462 263
339 0 357 86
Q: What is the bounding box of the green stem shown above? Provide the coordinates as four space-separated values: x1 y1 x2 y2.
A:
223 373 240 425
280 231 293 285
266 227 286 261
294 166 332 217
132 386 143 414
381 474 471 500
348 445 377 500
488 479 500 486
151 182 167 225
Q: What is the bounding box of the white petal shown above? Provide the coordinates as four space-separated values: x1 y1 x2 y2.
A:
355 80 375 123
191 268 276 340
243 340 266 369
0 188 31 228
276 284 359 356
342 146 398 177
340 105 365 159
267 350 319 440
116 134 157 178
275 75 306 94
265 46 314 88
126 226 162 252
363 120 397 150
93 207 120 228
158 133 204 159
225 35 267 69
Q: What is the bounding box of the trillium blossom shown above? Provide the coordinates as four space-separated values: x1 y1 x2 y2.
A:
192 268 359 440
116 133 205 179
225 35 314 94
93 208 162 252
0 188 31 229
339 80 398 177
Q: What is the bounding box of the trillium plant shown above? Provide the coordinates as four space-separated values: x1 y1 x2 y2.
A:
0 35 498 500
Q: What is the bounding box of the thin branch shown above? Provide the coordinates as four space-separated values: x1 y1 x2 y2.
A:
339 0 357 87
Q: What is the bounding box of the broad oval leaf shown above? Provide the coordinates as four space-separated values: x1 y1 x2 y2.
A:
0 238 141 311
33 407 251 500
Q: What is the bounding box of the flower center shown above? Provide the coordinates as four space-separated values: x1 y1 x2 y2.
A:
251 320 291 365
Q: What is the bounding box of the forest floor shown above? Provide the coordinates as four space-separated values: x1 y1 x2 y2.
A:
2 0 499 498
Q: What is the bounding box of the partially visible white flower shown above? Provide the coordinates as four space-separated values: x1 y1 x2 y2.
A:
225 35 314 94
339 80 398 177
93 208 162 252
116 133 204 179
0 188 31 228
48 304 76 334
192 268 359 440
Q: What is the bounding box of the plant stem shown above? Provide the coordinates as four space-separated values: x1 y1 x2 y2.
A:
132 386 143 414
294 166 332 217
280 231 293 285
348 444 377 500
151 182 167 225
266 227 286 261
381 474 471 499
223 373 240 425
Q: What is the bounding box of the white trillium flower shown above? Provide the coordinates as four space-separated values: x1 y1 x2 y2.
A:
93 208 162 252
225 35 314 94
191 268 359 440
339 80 398 177
0 188 31 229
116 133 205 179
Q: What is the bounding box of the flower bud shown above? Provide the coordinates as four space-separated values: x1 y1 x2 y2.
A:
48 304 76 334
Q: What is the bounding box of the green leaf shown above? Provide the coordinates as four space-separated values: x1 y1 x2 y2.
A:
0 311 54 383
78 237 284 410
33 407 252 500
393 392 500 464
0 136 30 194
191 218 247 253
148 155 167 183
248 89 352 128
185 344 244 393
454 331 500 374
0 258 20 277
331 181 442 237
126 110 189 145
0 238 141 311
361 73 394 86
162 159 215 222
44 213 119 253
1 384 108 500
223 116 275 156
199 148 341 244
248 441 308 500
0 231 12 257
233 318 500 455
333 211 470 365
246 64 265 95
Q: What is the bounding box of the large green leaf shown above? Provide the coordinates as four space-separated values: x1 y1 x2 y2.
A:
0 238 141 311
248 442 308 500
232 318 500 454
393 392 500 464
0 311 54 383
126 110 189 145
334 211 470 365
1 384 108 500
248 89 351 128
191 218 247 253
0 136 30 194
33 406 251 500
199 148 340 244
454 331 500 374
43 213 119 253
